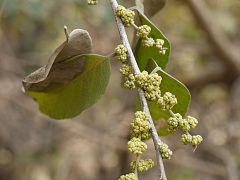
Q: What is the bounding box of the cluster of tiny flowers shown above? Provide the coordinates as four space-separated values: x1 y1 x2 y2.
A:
116 5 135 27
119 173 136 180
157 92 177 110
141 37 167 55
130 159 154 172
181 134 203 146
87 0 98 5
166 113 203 147
116 44 128 63
135 71 162 101
179 115 198 133
118 111 154 179
136 25 151 38
120 64 133 76
115 44 136 89
159 144 173 160
167 113 182 132
128 137 147 155
131 111 151 140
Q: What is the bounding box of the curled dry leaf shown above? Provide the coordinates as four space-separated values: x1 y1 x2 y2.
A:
22 28 111 119
22 28 92 92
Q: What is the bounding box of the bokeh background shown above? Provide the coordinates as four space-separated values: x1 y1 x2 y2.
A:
0 0 240 179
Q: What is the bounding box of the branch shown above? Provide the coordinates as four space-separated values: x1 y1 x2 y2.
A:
184 0 240 74
109 0 167 179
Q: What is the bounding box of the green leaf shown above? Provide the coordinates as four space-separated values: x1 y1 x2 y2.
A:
27 54 111 119
133 9 171 71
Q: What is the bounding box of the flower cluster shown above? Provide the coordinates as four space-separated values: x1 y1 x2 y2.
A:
128 137 147 155
119 111 153 179
115 44 136 89
135 71 162 101
130 159 154 172
116 44 128 63
167 113 182 132
87 0 98 5
136 25 151 38
167 113 203 147
159 143 173 160
116 5 135 27
115 5 167 55
157 92 177 110
181 134 203 146
119 173 136 180
131 111 151 140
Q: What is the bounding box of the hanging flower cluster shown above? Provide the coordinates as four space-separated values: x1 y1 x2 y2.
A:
119 111 154 180
115 5 167 55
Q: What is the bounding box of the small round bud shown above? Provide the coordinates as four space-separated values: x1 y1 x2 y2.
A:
142 37 155 47
167 116 179 132
123 79 135 89
137 25 151 38
120 64 133 76
88 0 98 5
157 92 177 110
159 144 173 160
119 173 136 180
115 44 128 63
135 71 162 101
130 159 154 172
191 135 203 146
179 119 191 132
155 39 164 48
128 137 147 155
180 133 193 145
187 116 198 129
116 5 135 27
116 5 126 17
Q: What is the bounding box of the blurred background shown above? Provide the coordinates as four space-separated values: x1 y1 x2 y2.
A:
0 0 240 179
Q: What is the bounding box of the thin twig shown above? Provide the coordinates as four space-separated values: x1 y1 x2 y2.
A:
109 0 167 179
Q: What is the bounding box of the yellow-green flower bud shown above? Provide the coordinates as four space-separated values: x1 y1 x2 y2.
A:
179 119 191 132
180 133 193 145
135 71 162 101
119 173 136 180
116 5 126 17
191 135 203 146
120 64 133 76
137 25 151 38
131 111 151 139
187 116 198 129
155 39 164 49
130 159 154 172
142 37 155 47
116 5 135 27
157 92 177 110
128 137 147 155
159 143 173 160
167 113 182 132
123 79 135 89
115 44 128 63
88 0 98 5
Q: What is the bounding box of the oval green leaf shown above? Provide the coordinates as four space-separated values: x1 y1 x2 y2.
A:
27 54 111 119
